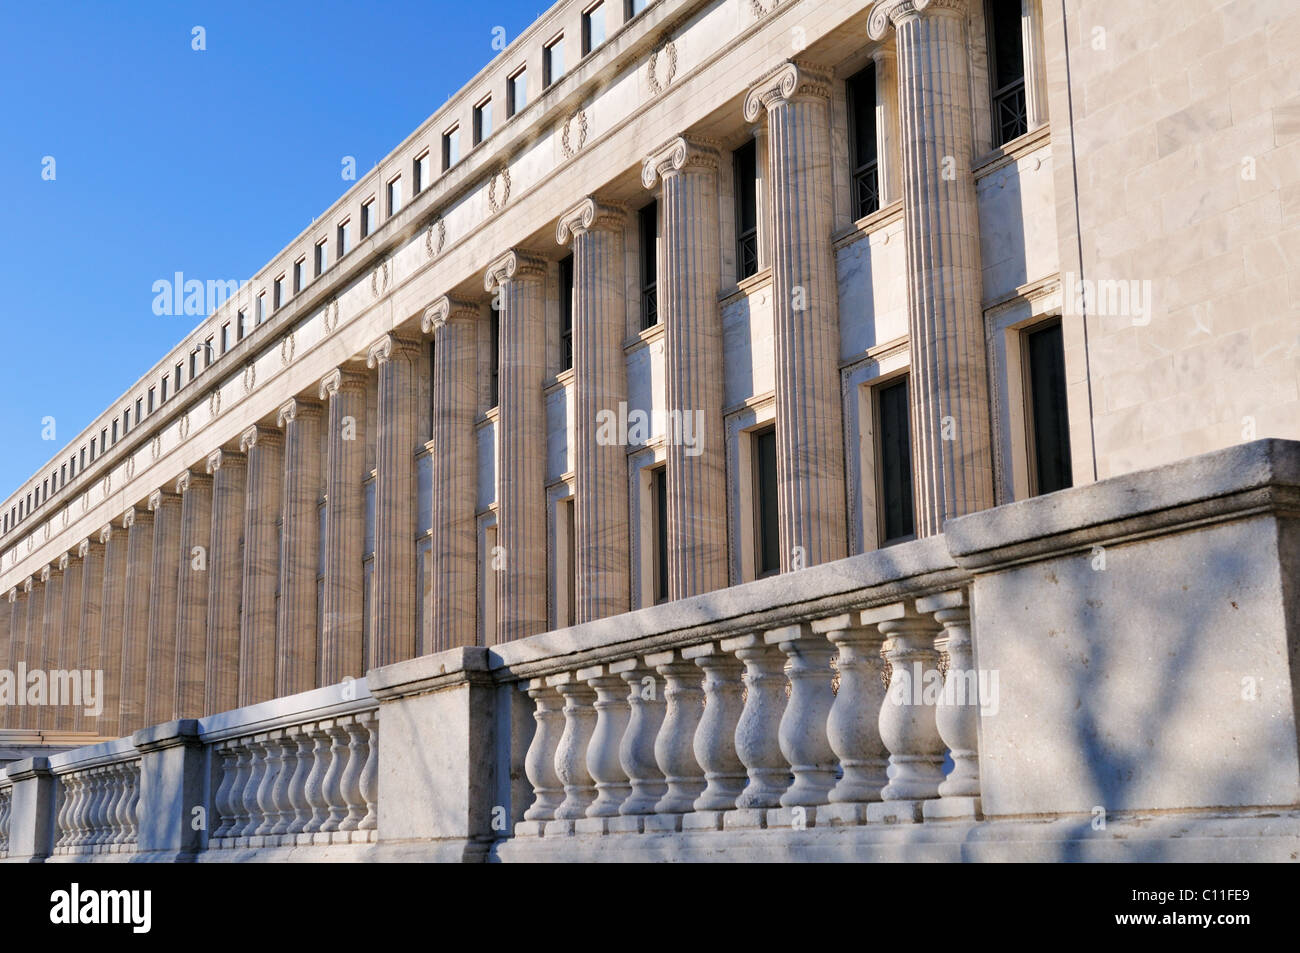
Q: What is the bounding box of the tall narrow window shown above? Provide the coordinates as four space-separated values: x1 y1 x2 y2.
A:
876 377 915 543
628 0 649 18
273 276 285 310
442 126 461 171
361 199 376 238
294 258 305 293
174 363 182 392
256 293 267 325
111 419 119 443
414 151 431 193
752 426 780 577
337 220 352 258
639 200 658 329
582 2 606 55
188 351 198 381
1024 320 1073 495
161 377 169 403
734 139 759 281
148 388 156 413
508 68 527 117
221 323 231 353
315 240 328 276
986 0 1027 146
544 36 565 89
473 98 492 145
387 177 402 217
652 465 668 604
204 336 215 366
489 312 500 408
558 253 574 371
847 63 880 219
135 397 143 424
559 497 577 628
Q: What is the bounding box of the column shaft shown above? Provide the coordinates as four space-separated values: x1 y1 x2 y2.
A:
319 369 367 682
144 490 182 726
57 554 83 732
423 299 480 652
367 334 422 667
174 471 212 719
558 199 632 623
118 507 155 736
205 450 246 716
643 137 728 598
76 539 104 734
239 426 284 707
487 251 549 643
276 399 323 696
38 568 63 731
97 526 127 736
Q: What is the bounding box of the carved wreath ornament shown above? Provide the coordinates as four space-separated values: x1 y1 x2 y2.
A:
370 259 390 298
425 217 446 259
561 109 589 158
648 38 678 95
323 298 339 334
488 167 512 212
280 332 296 367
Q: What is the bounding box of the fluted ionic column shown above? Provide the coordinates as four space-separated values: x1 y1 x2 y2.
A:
1021 0 1048 129
1 589 17 730
485 250 548 644
642 137 727 598
174 470 211 719
319 368 367 682
205 449 246 716
276 399 323 696
422 297 481 652
557 198 631 623
57 551 84 732
12 580 33 729
239 425 284 708
144 488 182 727
873 46 901 205
76 537 104 734
19 575 41 730
367 332 422 668
118 506 155 736
745 62 848 569
97 524 127 736
870 0 994 535
38 564 63 731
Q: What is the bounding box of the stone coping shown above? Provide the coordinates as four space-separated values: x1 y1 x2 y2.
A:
946 438 1300 571
196 679 376 744
44 736 138 774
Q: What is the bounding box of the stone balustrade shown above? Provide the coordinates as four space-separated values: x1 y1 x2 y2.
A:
50 739 141 855
2 440 1298 863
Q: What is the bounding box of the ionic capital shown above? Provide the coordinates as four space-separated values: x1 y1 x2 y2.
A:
22 576 33 594
77 537 100 559
641 135 720 188
148 487 180 512
422 296 480 335
484 249 548 292
556 197 627 245
277 397 323 428
743 60 833 122
868 0 968 40
366 332 423 369
39 564 52 584
97 523 114 546
206 448 247 476
57 552 71 573
240 424 283 455
6 587 15 604
318 367 368 401
122 506 150 530
175 468 213 495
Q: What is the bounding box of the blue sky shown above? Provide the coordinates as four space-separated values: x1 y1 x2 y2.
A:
0 0 541 496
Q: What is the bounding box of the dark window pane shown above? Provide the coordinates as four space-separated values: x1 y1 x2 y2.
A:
878 378 915 542
559 253 574 371
847 64 880 219
490 312 500 408
755 427 780 575
640 201 658 329
653 466 668 604
734 140 759 280
987 0 1028 144
1026 321 1073 494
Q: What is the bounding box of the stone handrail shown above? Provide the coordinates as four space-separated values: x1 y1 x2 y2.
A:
48 737 142 855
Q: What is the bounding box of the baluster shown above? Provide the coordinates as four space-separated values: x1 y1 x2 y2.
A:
579 665 631 819
285 728 313 838
650 651 706 817
110 764 128 847
723 635 789 810
53 773 72 851
211 743 236 839
270 731 297 839
357 711 379 833
71 772 88 850
319 720 350 835
83 770 101 849
127 763 141 847
684 643 746 815
865 601 945 823
521 681 564 824
339 717 368 833
817 614 889 807
227 740 254 844
253 733 283 839
551 672 598 822
95 768 115 849
768 623 838 809
919 590 982 819
613 662 666 817
302 724 331 839
240 737 268 840
0 789 9 856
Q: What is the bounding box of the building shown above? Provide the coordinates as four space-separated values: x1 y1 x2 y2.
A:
0 0 1297 862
